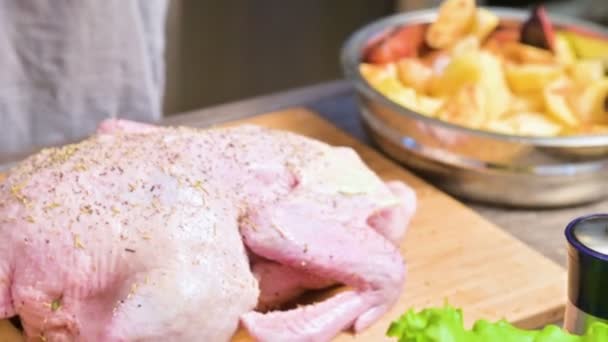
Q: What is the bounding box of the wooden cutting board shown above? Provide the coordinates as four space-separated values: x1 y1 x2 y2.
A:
0 108 566 342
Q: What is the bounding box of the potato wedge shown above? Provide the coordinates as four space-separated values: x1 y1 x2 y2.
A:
485 112 562 136
425 0 476 49
382 84 418 111
374 77 443 117
477 52 512 119
543 78 579 126
431 51 510 118
425 52 452 76
372 75 410 97
569 59 604 85
554 33 577 65
505 63 562 93
572 79 608 124
509 93 545 113
416 94 445 116
470 8 500 42
436 83 486 128
483 28 520 56
359 4 608 138
430 51 481 96
396 58 433 93
502 42 555 64
360 63 397 84
450 35 480 57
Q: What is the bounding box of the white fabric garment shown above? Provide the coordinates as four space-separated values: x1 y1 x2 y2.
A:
0 0 168 156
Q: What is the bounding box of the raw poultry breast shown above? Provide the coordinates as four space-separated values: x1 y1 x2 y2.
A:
0 119 416 341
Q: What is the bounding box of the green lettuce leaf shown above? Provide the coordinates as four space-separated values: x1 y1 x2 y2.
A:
387 304 608 342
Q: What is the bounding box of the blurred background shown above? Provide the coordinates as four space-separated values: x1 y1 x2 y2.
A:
163 0 604 115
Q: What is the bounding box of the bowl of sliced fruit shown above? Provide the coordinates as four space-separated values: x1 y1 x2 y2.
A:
342 0 608 207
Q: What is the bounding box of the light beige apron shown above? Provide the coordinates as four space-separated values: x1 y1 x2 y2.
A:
0 0 168 157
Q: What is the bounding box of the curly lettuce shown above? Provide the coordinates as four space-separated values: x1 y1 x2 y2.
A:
387 304 608 342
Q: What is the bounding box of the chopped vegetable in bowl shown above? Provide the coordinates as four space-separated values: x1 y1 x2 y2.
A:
361 0 608 137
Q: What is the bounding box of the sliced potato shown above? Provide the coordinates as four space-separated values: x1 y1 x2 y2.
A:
436 83 486 128
450 35 480 57
509 93 545 113
396 58 433 93
554 33 577 65
485 112 562 136
359 63 397 84
426 52 452 76
569 59 604 85
483 28 520 56
502 42 555 64
360 5 608 138
572 79 608 124
505 63 562 93
373 76 412 98
430 51 481 96
374 77 443 116
431 51 510 118
416 94 445 116
543 78 579 126
425 0 476 49
477 51 512 119
470 8 500 42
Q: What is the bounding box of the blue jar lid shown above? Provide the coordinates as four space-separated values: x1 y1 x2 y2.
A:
565 214 608 319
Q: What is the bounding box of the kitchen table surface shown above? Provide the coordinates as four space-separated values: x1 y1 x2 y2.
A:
165 80 608 268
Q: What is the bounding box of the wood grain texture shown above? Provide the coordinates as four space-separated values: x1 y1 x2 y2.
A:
0 108 566 341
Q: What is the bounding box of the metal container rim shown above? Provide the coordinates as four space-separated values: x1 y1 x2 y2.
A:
565 214 608 263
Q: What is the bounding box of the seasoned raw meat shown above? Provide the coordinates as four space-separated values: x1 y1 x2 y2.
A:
0 119 416 341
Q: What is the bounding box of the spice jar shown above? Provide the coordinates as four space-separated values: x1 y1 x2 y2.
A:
564 214 608 334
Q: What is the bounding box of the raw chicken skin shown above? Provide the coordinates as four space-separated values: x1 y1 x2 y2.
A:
0 119 416 341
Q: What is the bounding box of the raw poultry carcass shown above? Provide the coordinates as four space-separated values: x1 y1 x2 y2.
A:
0 119 416 341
